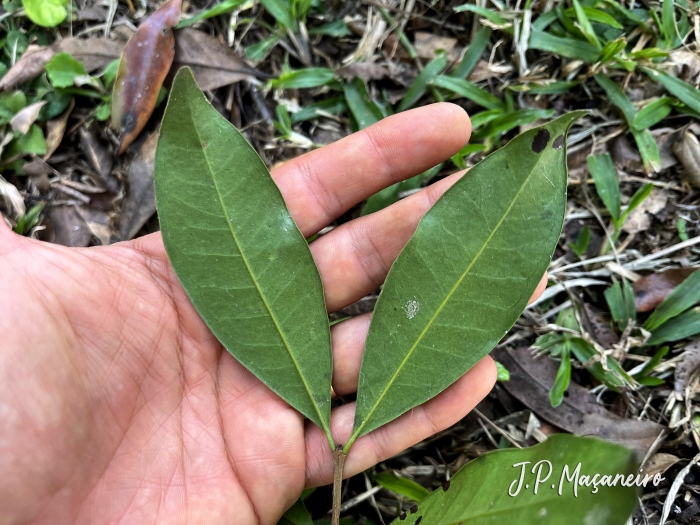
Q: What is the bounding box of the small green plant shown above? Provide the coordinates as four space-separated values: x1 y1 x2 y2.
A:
155 68 637 525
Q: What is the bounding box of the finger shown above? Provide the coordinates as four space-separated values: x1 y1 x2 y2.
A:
304 356 497 487
312 171 464 313
272 103 471 237
330 274 548 396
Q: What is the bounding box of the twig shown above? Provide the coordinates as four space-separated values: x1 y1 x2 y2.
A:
331 445 346 525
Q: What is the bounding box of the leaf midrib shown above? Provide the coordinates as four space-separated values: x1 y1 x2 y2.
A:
185 100 331 440
350 144 556 447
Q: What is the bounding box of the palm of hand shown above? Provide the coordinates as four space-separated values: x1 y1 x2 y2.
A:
0 105 541 524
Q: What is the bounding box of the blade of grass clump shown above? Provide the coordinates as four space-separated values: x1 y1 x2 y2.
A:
529 30 600 62
594 74 661 173
392 434 638 525
641 67 700 114
154 68 334 446
396 53 447 112
346 112 586 451
451 26 491 80
587 152 621 223
644 267 700 331
433 75 504 110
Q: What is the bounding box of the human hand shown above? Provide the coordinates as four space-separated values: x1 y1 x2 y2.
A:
0 104 547 524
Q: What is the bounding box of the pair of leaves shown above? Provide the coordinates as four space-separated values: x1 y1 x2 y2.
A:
156 70 581 454
645 269 700 345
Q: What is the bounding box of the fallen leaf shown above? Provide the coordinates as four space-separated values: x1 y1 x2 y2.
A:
674 338 700 393
580 303 619 348
43 98 74 160
0 45 55 90
634 268 697 313
56 37 125 72
46 205 91 247
336 62 388 81
493 346 665 456
414 32 460 62
120 131 157 240
644 453 681 477
79 126 119 193
76 207 112 245
10 101 48 134
674 130 700 188
468 60 513 83
653 127 682 171
0 176 25 221
171 28 259 91
622 188 669 234
112 0 182 155
669 50 700 83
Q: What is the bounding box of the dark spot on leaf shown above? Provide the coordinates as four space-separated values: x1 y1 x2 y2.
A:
400 512 407 520
161 27 168 35
414 518 422 525
202 142 208 149
122 111 138 134
442 480 451 491
531 129 550 153
553 134 564 150
410 505 418 514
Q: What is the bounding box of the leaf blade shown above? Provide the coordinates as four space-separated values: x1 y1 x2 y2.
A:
348 112 585 448
155 68 333 444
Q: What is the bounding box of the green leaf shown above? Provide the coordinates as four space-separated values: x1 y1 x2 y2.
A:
470 109 502 129
260 0 298 31
397 53 447 112
598 37 627 64
290 98 347 124
529 30 600 62
347 113 585 449
177 0 249 29
474 108 555 139
563 6 624 28
271 68 335 89
45 52 89 89
632 97 673 130
635 346 669 378
571 0 600 48
569 338 628 389
619 183 653 225
390 434 638 525
433 75 504 111
641 67 700 114
451 26 491 80
308 19 351 37
605 279 636 331
454 4 509 26
644 268 700 331
374 472 430 502
246 35 279 61
594 75 661 172
662 0 678 45
13 202 44 235
550 343 571 407
587 153 621 222
22 0 68 27
516 81 578 95
495 361 510 381
154 68 334 445
648 307 700 345
278 499 313 525
569 225 590 258
342 78 383 130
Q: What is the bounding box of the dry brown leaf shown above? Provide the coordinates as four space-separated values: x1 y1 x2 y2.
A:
468 60 513 83
674 130 700 188
56 37 125 72
675 339 700 393
10 101 48 135
120 131 158 240
112 0 182 155
76 207 112 245
0 176 25 221
336 62 388 81
79 126 118 193
413 32 460 62
46 205 91 247
644 453 681 477
0 45 55 91
44 98 74 160
493 346 665 456
634 268 697 313
622 189 669 234
171 28 259 91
